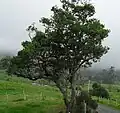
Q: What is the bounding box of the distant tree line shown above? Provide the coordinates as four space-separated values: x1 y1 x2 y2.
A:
83 66 119 84
0 56 12 70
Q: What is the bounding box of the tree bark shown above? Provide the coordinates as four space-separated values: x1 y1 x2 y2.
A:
55 81 70 113
70 85 76 113
66 103 71 113
68 73 77 113
55 73 77 113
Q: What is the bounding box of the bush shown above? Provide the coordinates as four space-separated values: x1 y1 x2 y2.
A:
88 100 98 110
75 91 98 113
92 83 110 99
92 83 100 89
117 88 120 92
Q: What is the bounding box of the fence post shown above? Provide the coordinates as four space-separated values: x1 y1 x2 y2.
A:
99 97 100 101
6 84 8 103
41 92 45 100
84 100 86 113
108 99 110 104
6 91 8 103
23 89 26 100
116 99 118 106
88 80 91 93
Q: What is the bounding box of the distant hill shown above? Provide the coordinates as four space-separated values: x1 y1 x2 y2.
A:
0 51 15 58
0 53 14 60
0 56 3 60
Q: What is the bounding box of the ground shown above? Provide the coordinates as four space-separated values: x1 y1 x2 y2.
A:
0 70 120 113
0 71 64 113
98 104 120 113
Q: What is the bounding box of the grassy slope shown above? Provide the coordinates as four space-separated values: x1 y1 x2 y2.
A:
82 82 120 110
0 71 64 113
97 84 120 110
85 83 120 110
2 69 120 112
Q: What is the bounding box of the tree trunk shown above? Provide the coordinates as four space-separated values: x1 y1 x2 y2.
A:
66 102 75 113
57 86 76 113
70 87 76 113
55 82 71 113
66 103 71 113
69 73 78 113
55 74 77 113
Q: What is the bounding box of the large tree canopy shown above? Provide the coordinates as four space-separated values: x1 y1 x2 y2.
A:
8 0 110 113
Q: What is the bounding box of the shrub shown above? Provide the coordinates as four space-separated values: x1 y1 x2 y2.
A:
117 88 120 92
75 91 98 113
92 83 110 99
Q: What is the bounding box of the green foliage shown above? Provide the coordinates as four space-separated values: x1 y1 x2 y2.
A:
8 0 110 112
92 83 100 89
92 83 109 99
75 91 98 113
0 56 12 70
96 84 120 110
8 0 110 81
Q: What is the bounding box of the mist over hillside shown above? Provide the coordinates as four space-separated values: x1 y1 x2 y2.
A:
0 50 15 56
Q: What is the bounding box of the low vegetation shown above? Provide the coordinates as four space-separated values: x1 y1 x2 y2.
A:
1 71 120 112
0 72 64 113
88 83 120 110
96 84 120 110
91 83 109 99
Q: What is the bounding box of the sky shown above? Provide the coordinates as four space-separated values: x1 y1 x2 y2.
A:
0 0 120 69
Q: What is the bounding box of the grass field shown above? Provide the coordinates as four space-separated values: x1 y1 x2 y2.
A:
82 81 120 110
1 70 120 112
96 84 120 110
84 82 120 110
0 71 64 113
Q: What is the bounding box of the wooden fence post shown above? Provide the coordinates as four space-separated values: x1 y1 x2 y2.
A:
6 84 8 103
23 89 26 100
88 80 91 93
116 99 118 106
108 99 110 104
6 91 8 103
84 100 86 113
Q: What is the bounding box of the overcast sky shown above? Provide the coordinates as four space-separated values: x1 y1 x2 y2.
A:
0 0 120 69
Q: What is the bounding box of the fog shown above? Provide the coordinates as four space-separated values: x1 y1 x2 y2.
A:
0 0 120 69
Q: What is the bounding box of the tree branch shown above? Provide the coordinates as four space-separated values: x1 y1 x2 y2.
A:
72 57 93 75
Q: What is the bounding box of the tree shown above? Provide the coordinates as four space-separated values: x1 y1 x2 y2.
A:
0 56 12 70
108 66 116 84
8 0 110 113
93 67 116 84
92 83 109 99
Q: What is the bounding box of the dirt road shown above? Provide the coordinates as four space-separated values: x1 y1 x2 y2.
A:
98 104 120 113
